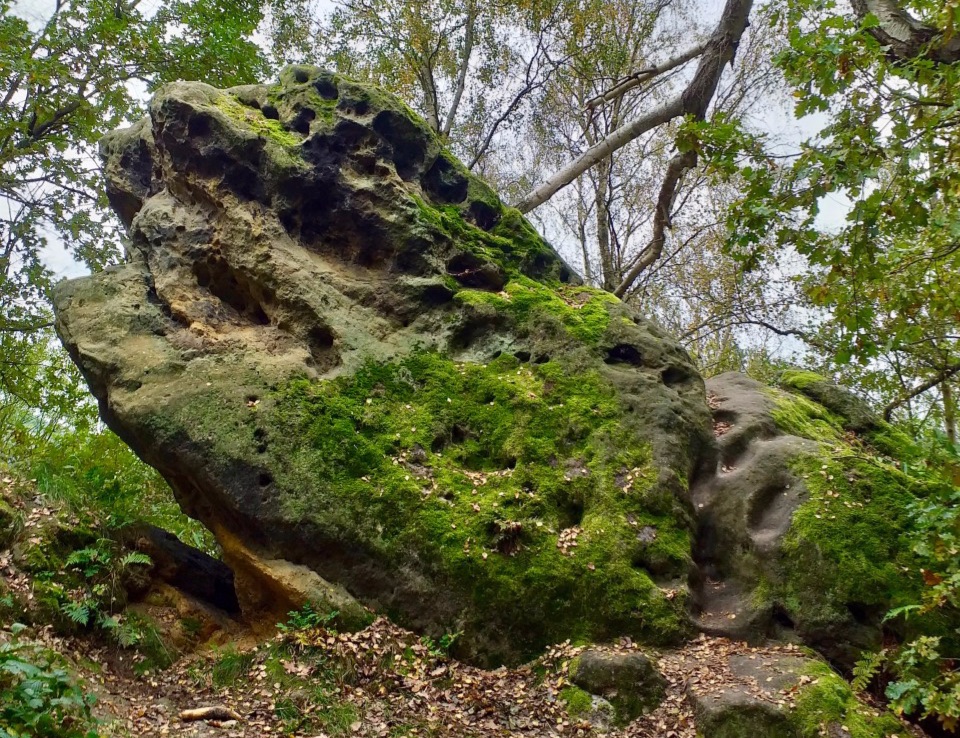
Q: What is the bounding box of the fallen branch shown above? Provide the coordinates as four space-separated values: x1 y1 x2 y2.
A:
179 706 243 723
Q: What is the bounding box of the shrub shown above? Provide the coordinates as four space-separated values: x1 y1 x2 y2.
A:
0 625 99 738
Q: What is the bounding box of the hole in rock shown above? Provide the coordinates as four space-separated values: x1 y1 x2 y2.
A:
308 323 335 349
559 495 585 529
467 200 501 231
372 109 428 180
314 77 339 100
534 354 550 364
262 104 280 120
661 366 688 387
605 344 644 367
258 472 273 487
294 68 310 83
254 428 268 454
527 253 555 280
338 95 369 115
421 283 455 307
202 262 270 325
393 237 432 274
558 266 573 283
514 350 531 363
187 114 211 137
290 107 316 135
772 604 795 629
422 155 468 204
446 252 506 291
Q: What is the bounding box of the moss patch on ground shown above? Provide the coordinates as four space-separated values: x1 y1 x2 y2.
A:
263 351 691 661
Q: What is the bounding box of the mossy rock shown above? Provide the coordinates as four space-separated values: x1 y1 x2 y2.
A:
695 372 952 666
0 496 18 550
53 66 713 665
687 651 903 738
569 649 666 722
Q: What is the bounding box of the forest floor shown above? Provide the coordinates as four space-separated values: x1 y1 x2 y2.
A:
7 614 925 738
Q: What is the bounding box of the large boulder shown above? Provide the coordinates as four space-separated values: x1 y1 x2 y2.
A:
53 65 946 671
53 66 714 665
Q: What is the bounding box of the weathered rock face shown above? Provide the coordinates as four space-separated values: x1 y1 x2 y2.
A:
53 66 942 671
693 370 943 667
53 66 714 665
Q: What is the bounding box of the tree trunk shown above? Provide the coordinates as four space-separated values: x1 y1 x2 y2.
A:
851 0 960 63
944 381 957 447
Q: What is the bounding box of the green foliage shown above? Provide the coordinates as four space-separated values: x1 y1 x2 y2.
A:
277 603 340 633
700 0 960 416
419 630 461 658
51 537 156 648
211 647 256 687
853 439 960 729
0 625 99 738
0 342 215 553
789 660 904 738
0 0 269 408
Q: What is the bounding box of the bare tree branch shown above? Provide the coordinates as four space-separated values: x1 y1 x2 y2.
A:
585 41 708 110
514 0 753 214
883 362 960 421
442 0 476 138
613 149 696 297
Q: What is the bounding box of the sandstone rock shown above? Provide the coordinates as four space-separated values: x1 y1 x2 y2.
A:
569 649 665 722
53 66 713 664
684 649 902 738
53 64 945 670
693 371 944 667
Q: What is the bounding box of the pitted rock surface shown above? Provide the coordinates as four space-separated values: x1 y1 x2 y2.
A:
54 66 940 672
53 66 714 665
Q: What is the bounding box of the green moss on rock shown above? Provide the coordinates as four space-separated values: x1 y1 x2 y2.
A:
454 278 618 346
261 351 690 662
790 662 903 738
560 685 594 717
763 381 951 655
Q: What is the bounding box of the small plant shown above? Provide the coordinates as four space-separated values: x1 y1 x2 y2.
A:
277 602 339 632
211 647 255 687
855 437 960 730
0 624 99 738
419 630 461 658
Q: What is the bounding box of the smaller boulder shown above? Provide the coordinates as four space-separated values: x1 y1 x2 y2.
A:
682 645 904 738
570 649 666 722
